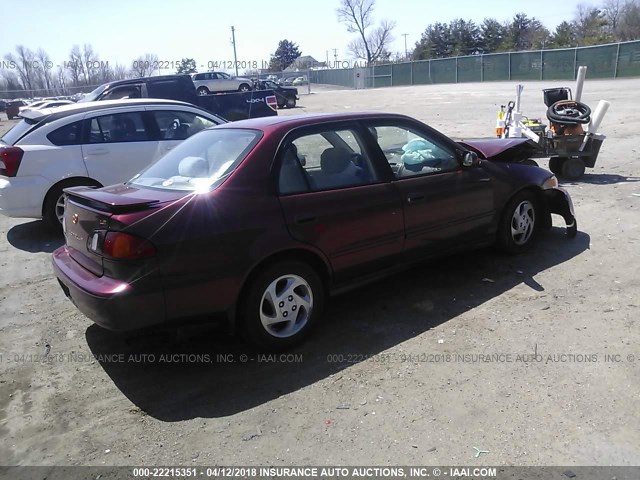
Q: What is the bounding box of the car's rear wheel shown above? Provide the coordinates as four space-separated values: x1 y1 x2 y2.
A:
497 191 539 253
238 83 251 92
241 261 324 350
560 157 585 180
197 87 209 96
286 97 296 108
43 179 100 231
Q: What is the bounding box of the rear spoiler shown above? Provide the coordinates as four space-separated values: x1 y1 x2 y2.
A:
64 186 160 214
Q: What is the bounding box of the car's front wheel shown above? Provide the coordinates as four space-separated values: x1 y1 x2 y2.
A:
286 97 296 108
241 261 324 350
497 191 539 253
197 87 209 96
238 83 251 92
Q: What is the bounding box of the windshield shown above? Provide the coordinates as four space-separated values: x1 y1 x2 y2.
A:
0 119 36 145
77 84 107 103
130 128 261 192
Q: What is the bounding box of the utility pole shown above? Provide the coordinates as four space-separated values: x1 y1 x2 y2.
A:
231 26 238 76
326 50 329 67
333 48 338 65
402 33 409 60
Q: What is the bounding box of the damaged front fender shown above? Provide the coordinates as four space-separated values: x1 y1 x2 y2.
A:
543 187 577 238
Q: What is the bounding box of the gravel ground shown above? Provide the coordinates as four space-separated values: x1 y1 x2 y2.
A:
0 78 639 469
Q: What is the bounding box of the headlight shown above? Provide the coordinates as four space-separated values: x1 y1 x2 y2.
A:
542 175 558 190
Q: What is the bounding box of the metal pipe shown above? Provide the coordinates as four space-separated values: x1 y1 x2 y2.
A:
575 66 587 102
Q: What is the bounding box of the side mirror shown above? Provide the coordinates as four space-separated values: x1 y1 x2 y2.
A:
462 151 479 167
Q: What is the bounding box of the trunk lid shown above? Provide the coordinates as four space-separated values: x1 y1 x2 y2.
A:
62 184 180 276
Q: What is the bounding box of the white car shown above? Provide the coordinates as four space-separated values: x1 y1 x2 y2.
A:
191 72 253 95
0 98 224 229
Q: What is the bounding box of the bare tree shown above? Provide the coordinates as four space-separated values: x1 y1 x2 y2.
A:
603 0 623 36
36 48 53 91
5 45 37 92
336 0 396 65
82 43 99 85
1 70 24 97
55 66 67 95
131 53 159 77
67 45 84 86
618 0 640 40
113 63 129 80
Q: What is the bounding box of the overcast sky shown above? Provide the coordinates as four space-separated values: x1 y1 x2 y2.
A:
3 0 588 73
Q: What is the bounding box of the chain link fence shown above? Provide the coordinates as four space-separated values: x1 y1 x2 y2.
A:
309 40 640 89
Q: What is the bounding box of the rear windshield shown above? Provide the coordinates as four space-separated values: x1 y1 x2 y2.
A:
0 119 36 145
130 128 261 192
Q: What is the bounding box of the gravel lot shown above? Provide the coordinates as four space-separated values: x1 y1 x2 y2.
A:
1 78 639 469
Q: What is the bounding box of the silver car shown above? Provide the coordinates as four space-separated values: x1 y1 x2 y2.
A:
191 72 253 95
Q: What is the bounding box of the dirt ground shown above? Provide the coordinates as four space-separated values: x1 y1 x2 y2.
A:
1 79 639 469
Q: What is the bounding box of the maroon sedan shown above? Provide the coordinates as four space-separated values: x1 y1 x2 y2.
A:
52 113 576 349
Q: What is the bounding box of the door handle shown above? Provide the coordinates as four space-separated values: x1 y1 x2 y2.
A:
84 148 109 155
407 194 425 204
294 216 317 224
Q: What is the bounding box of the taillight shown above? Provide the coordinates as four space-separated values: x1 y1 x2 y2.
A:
266 95 278 111
0 146 24 177
102 231 156 259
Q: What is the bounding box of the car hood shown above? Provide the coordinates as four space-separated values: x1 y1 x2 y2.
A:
458 138 540 163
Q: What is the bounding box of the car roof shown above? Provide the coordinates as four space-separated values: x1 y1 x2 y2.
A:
97 74 191 89
215 112 414 132
20 98 201 123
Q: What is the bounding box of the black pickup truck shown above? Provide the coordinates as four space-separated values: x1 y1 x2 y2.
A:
78 74 278 121
253 79 299 108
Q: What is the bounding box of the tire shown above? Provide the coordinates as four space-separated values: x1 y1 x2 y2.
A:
43 179 99 232
548 157 563 175
241 261 325 350
238 83 251 92
560 157 585 180
497 191 539 253
197 87 209 96
286 97 296 108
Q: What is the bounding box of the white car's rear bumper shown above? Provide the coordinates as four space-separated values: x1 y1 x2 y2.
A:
0 176 48 218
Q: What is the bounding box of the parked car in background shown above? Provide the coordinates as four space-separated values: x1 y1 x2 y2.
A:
191 71 253 95
80 74 276 121
254 79 298 108
0 100 7 112
292 76 308 86
5 100 29 119
20 99 74 113
52 112 577 350
280 76 297 86
0 99 225 228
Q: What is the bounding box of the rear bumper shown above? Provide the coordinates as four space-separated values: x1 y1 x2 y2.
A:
0 176 48 219
543 187 577 237
52 246 166 331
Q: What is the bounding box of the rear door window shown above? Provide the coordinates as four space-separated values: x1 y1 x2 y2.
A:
278 128 380 194
152 111 219 140
47 120 83 146
88 112 150 143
